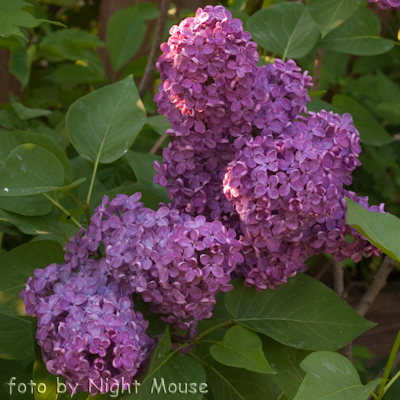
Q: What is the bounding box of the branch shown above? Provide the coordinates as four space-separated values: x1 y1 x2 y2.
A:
356 256 397 317
150 134 168 154
315 260 330 281
312 48 325 92
138 0 171 99
333 262 344 297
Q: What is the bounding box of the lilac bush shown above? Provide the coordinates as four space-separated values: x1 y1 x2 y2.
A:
16 3 394 397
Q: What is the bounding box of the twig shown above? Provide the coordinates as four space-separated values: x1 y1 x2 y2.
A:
150 134 168 154
333 262 344 297
356 256 397 317
138 0 171 99
312 48 325 92
340 343 354 364
333 262 353 362
315 261 330 281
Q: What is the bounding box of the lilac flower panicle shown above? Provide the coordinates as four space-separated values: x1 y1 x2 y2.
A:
223 110 384 290
87 193 243 336
153 5 313 230
20 258 154 396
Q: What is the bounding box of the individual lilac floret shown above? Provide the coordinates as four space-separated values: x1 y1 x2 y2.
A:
367 0 400 10
223 110 383 290
86 193 243 336
20 261 154 396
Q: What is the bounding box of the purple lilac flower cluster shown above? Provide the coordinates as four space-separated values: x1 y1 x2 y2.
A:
223 110 383 290
153 6 312 222
152 4 383 291
88 193 243 336
20 255 154 395
367 0 400 10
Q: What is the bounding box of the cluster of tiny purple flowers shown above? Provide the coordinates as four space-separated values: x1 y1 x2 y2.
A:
87 193 243 336
153 5 384 290
223 110 383 290
21 190 244 394
154 6 312 223
367 0 400 10
20 251 154 395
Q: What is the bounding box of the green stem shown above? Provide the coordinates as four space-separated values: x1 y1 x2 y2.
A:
384 369 400 395
192 321 233 343
371 393 379 400
63 190 86 210
86 158 99 210
63 190 91 225
43 193 82 228
377 329 400 398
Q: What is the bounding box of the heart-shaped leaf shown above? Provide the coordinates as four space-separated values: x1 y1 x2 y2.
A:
248 3 320 60
210 325 275 374
320 7 395 55
307 0 362 37
332 94 393 147
225 274 375 351
67 75 146 165
293 351 381 400
0 144 65 196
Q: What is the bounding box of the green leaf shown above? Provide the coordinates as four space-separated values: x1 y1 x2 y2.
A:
200 360 282 400
125 151 170 204
376 70 400 104
0 358 34 400
67 75 147 164
0 240 64 316
0 109 18 130
146 115 171 136
210 325 275 374
261 335 310 400
0 207 65 236
0 130 73 184
320 7 395 55
224 274 375 351
0 20 25 39
307 0 362 37
293 351 381 400
345 197 400 263
193 329 282 400
0 315 33 360
0 144 65 196
107 3 159 71
307 98 342 114
10 98 52 121
127 326 207 400
0 0 64 39
45 62 107 85
308 90 327 97
248 3 320 60
9 43 30 88
39 28 104 61
0 194 53 217
332 94 394 146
